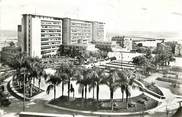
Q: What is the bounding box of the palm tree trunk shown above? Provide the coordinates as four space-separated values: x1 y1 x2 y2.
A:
96 84 99 101
73 91 75 98
54 85 56 100
122 90 124 102
85 85 87 99
68 79 70 100
23 73 26 111
126 95 129 109
62 82 64 96
110 88 114 99
33 77 35 84
81 88 84 99
38 78 41 89
110 88 114 111
92 85 95 99
30 79 33 97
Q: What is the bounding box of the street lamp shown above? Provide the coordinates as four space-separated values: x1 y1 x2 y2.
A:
23 69 26 111
21 68 27 111
166 105 169 117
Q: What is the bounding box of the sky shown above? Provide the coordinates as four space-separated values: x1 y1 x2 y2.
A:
1 0 182 39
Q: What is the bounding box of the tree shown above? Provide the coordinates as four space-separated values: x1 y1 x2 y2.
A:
56 62 75 100
46 74 61 100
117 69 135 108
132 55 156 75
88 67 105 100
75 66 91 99
102 69 119 110
137 43 143 47
55 64 69 97
117 70 128 101
8 53 28 88
144 48 152 60
24 57 45 97
154 48 175 66
9 41 15 47
165 41 177 54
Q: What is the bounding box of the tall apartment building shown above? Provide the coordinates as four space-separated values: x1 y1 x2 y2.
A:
18 14 62 58
62 18 105 45
18 14 105 58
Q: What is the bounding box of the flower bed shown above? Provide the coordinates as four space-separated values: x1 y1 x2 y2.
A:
139 79 164 96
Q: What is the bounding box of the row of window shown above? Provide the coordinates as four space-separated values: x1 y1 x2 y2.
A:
41 46 59 50
41 21 61 25
71 29 91 33
71 36 91 39
41 49 57 54
71 22 92 27
41 25 61 29
41 38 61 41
41 30 61 33
41 34 61 37
41 42 60 46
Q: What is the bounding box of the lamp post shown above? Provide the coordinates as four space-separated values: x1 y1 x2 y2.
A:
166 105 169 117
22 68 26 111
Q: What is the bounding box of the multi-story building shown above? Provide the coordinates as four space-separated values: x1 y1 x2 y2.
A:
62 18 105 45
111 36 132 51
175 44 182 56
18 14 62 58
111 36 125 47
132 37 165 48
62 18 93 45
18 14 105 58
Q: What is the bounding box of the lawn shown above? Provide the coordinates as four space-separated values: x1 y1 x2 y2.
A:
49 94 158 112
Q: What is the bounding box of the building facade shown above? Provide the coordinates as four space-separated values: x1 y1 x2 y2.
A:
18 14 105 58
62 18 105 45
132 37 165 48
111 36 133 51
18 14 62 58
175 44 182 56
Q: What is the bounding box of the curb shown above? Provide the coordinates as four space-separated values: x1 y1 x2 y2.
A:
44 79 167 116
7 80 31 101
45 101 148 116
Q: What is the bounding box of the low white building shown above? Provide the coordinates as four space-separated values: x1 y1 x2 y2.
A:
108 51 143 61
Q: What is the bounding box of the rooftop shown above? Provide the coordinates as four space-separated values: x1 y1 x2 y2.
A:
22 14 105 24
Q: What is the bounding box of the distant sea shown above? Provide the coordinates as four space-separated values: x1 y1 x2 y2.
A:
0 30 17 50
0 29 182 42
105 31 182 42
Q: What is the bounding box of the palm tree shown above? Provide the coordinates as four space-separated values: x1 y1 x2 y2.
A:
102 69 119 110
88 67 97 99
117 69 128 102
104 69 119 100
9 53 30 111
23 57 45 97
89 67 105 101
56 62 75 100
56 65 68 97
9 53 27 84
118 69 136 108
46 74 61 100
75 66 91 99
